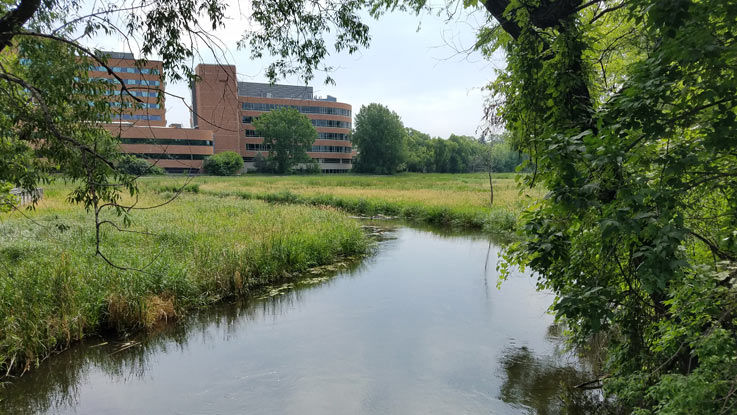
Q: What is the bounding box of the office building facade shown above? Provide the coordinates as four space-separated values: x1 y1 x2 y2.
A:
95 52 214 173
191 64 354 173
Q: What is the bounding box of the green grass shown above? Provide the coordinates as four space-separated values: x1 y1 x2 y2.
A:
143 173 541 234
0 185 369 377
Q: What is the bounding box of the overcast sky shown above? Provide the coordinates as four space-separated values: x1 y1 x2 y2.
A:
87 3 506 138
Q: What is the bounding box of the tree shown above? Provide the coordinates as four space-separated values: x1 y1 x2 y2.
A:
117 156 165 176
252 107 317 174
0 0 228 261
405 128 434 172
203 151 244 176
480 0 737 412
352 103 407 174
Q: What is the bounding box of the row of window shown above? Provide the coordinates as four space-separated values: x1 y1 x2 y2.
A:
311 145 353 153
318 158 352 164
120 138 213 146
241 115 350 129
244 130 349 141
245 143 352 153
110 102 160 109
311 119 351 128
108 90 159 98
241 102 351 116
323 169 350 174
92 77 160 87
318 132 350 141
90 66 160 75
113 114 162 121
131 153 207 160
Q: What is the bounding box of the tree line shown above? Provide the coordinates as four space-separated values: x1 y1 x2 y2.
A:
352 103 524 175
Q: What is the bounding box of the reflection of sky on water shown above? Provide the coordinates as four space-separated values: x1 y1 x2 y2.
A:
1 226 594 414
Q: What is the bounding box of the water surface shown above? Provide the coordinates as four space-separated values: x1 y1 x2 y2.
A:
1 226 593 414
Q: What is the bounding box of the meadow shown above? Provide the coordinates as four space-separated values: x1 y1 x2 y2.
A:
144 172 542 234
0 185 368 378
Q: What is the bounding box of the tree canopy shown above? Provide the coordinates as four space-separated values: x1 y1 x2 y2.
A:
352 103 407 174
252 107 317 174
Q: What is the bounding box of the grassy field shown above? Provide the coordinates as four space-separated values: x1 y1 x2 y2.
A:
0 185 369 378
143 173 542 234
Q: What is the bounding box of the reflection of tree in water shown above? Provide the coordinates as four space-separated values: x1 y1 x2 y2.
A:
498 344 607 415
0 262 366 415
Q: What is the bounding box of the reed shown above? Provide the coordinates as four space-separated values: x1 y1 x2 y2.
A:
0 187 369 378
144 173 541 234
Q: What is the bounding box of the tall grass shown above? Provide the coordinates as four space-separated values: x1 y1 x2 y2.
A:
144 173 541 235
0 188 368 378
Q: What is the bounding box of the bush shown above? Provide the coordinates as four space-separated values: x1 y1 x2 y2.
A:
203 151 244 176
118 156 165 176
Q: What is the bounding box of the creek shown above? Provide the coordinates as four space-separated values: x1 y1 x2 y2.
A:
0 225 595 414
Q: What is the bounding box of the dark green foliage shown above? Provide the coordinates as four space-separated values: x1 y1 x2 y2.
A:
117 156 165 176
404 128 524 173
203 151 244 176
352 103 407 174
253 108 317 174
253 152 273 173
1 0 228 215
484 0 737 411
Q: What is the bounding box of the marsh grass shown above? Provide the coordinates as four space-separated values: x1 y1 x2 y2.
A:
144 173 541 234
0 188 368 378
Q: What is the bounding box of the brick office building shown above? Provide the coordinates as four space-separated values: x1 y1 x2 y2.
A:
191 64 354 173
94 52 213 173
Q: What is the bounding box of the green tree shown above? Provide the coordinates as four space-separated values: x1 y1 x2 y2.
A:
252 107 317 174
117 156 165 176
352 103 406 174
203 151 244 176
405 128 435 172
481 0 737 412
0 0 227 259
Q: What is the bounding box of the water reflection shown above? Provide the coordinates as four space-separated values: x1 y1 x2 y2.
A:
2 226 595 414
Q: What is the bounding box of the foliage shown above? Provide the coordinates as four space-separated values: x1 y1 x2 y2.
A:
117 156 165 176
252 107 317 174
203 151 244 176
352 103 407 174
480 0 737 412
253 152 273 173
0 184 369 378
404 128 524 173
1 0 228 263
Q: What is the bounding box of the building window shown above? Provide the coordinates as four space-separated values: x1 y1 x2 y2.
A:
310 145 353 153
120 138 213 146
246 143 270 151
241 102 350 117
131 153 207 160
113 114 162 121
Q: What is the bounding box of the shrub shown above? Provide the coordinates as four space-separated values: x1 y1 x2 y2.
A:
118 156 165 176
203 151 244 176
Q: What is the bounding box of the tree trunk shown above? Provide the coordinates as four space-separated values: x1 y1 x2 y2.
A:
488 170 494 208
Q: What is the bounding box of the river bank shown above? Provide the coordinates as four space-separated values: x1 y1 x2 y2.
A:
0 186 370 379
